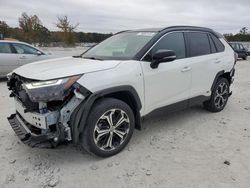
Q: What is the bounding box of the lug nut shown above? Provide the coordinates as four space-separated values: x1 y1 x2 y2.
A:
53 137 58 142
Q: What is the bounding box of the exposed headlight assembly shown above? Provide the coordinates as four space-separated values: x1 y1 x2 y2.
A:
23 75 82 102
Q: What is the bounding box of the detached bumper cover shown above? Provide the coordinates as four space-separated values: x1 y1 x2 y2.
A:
7 114 55 148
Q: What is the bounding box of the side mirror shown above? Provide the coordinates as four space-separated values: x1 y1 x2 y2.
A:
150 50 176 69
37 51 43 56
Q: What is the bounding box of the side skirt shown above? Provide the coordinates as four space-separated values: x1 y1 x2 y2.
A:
142 95 210 120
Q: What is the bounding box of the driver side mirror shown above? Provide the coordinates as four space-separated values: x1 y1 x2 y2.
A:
36 51 43 56
150 50 176 69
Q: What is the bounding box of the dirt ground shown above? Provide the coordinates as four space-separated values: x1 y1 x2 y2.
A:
0 59 250 188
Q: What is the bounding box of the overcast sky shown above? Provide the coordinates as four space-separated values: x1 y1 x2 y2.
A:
0 0 249 34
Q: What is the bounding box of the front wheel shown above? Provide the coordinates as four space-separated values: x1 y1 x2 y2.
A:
80 98 135 157
203 78 230 112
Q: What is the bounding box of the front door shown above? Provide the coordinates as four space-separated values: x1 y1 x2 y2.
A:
11 43 45 66
140 32 192 114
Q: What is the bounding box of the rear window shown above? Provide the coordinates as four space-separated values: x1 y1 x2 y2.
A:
210 34 225 52
186 32 211 57
0 42 12 53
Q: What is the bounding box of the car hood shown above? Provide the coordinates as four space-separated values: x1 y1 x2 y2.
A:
13 57 121 80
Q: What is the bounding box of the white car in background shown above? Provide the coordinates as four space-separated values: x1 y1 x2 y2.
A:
0 40 56 78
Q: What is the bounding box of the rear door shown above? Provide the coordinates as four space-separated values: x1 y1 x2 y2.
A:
186 32 225 98
0 42 18 77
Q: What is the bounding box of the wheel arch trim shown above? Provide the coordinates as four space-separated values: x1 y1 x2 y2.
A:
70 85 142 144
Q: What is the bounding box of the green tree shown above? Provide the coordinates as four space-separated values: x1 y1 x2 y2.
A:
0 20 9 37
35 25 51 46
18 12 50 44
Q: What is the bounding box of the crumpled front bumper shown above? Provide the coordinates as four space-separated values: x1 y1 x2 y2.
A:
7 113 55 148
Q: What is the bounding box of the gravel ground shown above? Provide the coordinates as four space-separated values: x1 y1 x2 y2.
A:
0 59 250 188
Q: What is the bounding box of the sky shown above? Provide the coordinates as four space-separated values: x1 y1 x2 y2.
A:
0 0 250 34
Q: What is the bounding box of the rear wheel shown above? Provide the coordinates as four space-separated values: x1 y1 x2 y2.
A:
243 56 247 60
81 98 135 157
204 78 230 112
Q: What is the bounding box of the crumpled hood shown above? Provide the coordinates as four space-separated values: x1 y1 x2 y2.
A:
13 57 120 80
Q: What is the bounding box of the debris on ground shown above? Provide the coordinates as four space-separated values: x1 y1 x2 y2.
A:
9 159 16 164
224 160 231 166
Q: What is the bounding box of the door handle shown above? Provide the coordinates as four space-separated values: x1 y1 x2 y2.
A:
181 66 191 72
215 60 221 64
19 56 27 59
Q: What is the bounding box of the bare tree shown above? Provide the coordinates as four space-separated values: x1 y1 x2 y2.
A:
55 15 79 46
239 27 248 35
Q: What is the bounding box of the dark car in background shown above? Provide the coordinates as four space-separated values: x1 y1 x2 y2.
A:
229 42 248 60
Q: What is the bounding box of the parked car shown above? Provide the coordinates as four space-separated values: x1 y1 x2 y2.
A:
0 40 56 78
229 42 248 60
7 26 236 157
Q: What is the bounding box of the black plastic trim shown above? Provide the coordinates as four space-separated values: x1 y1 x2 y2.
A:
211 71 225 91
71 85 142 144
7 113 54 148
143 95 210 121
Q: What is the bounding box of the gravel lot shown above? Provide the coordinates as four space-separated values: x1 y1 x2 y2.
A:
0 59 250 188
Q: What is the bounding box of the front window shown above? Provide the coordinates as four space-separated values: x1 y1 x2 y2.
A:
143 32 186 62
82 32 156 60
12 43 40 55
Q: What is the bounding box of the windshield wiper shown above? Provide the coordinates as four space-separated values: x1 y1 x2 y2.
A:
83 57 103 61
72 55 82 58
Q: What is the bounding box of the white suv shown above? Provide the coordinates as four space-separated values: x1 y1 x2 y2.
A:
7 26 236 157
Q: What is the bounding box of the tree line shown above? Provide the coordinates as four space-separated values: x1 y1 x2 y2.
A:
224 27 250 42
1 12 250 46
0 12 112 46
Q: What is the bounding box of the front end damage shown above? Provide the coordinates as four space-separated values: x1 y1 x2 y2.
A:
7 73 90 148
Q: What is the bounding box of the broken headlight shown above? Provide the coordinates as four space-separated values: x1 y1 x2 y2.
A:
23 75 82 102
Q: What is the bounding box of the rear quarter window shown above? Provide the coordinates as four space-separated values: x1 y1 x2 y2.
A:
210 34 225 52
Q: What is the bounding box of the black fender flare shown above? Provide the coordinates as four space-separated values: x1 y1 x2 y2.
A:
211 68 235 92
211 70 225 92
70 85 142 144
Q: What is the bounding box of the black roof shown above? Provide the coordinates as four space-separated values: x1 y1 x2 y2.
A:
120 26 223 38
134 26 213 32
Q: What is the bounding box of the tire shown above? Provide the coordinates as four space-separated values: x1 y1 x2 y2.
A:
203 78 230 112
80 98 135 157
243 56 247 60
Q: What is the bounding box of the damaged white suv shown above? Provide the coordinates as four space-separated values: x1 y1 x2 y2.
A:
7 26 236 157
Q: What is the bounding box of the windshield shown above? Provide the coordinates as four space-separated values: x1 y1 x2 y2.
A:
82 32 156 60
